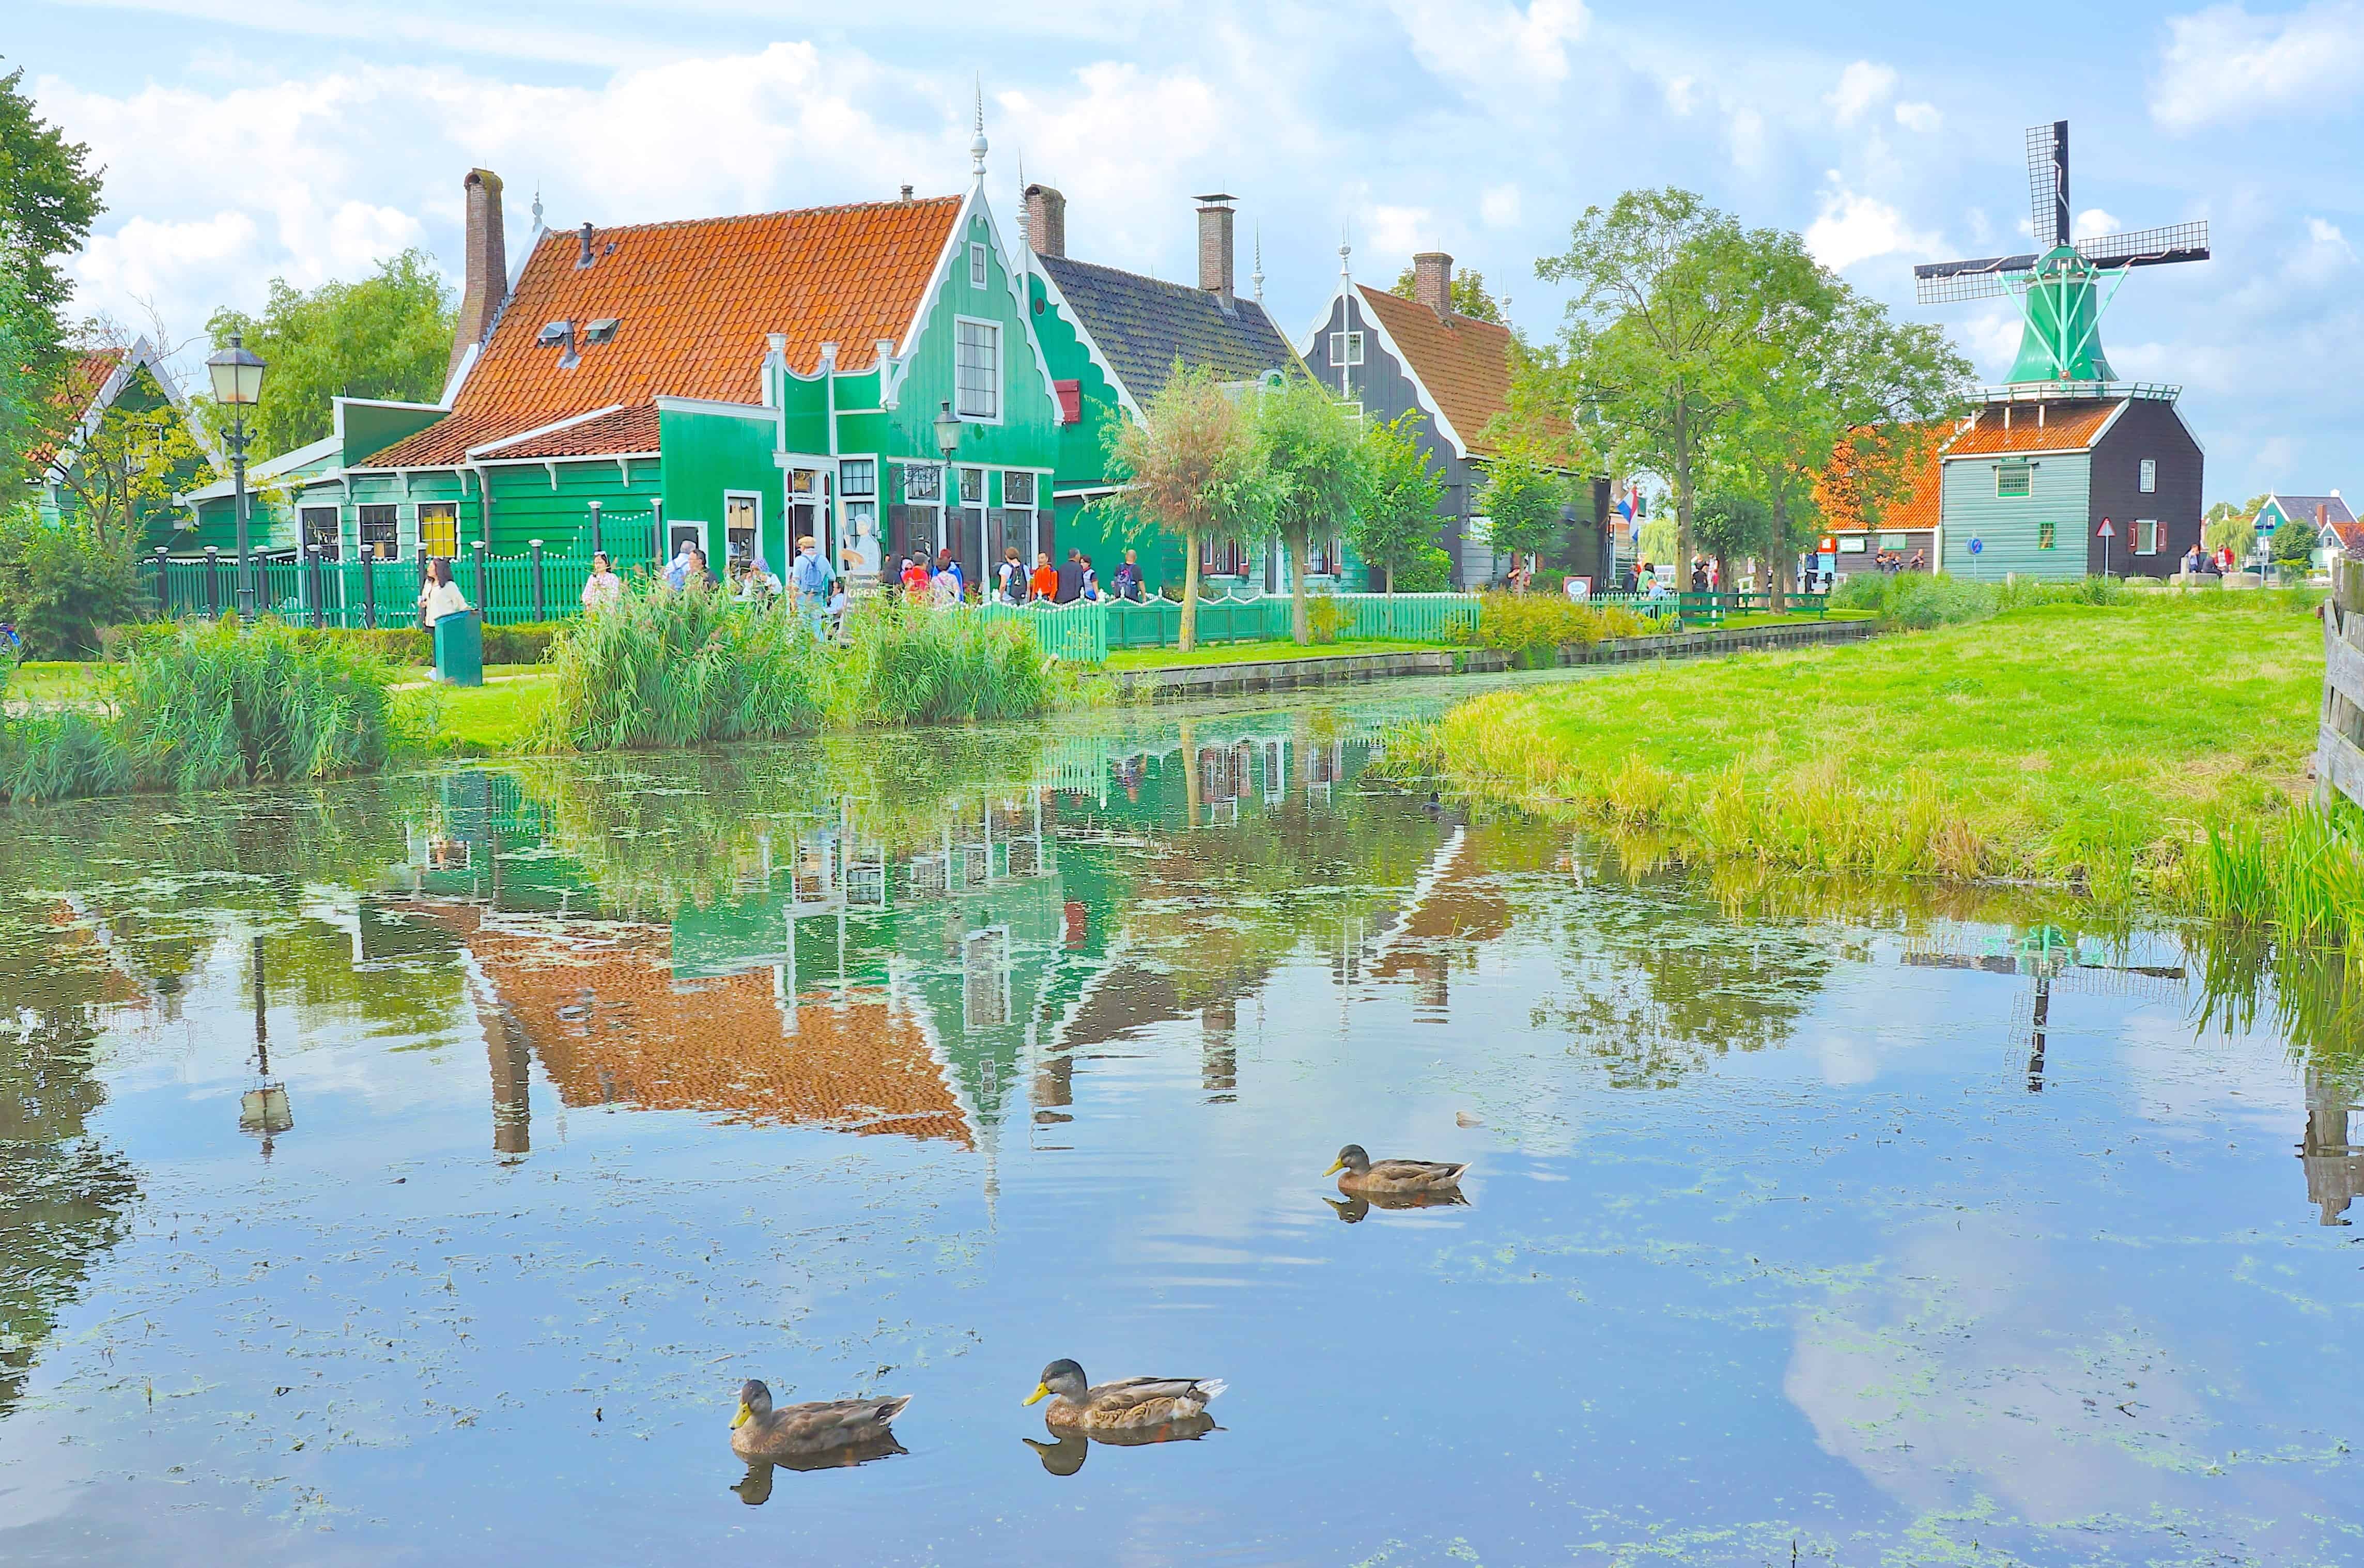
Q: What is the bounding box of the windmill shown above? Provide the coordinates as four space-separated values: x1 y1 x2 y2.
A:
1914 121 2208 385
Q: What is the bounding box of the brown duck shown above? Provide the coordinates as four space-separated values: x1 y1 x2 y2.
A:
1023 1359 1225 1432
729 1379 911 1462
1324 1143 1469 1197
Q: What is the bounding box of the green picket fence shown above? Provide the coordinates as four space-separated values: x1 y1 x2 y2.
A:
974 599 1110 664
142 547 660 630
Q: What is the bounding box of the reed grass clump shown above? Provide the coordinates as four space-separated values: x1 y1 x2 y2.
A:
1450 591 1654 658
836 597 1054 725
0 618 412 804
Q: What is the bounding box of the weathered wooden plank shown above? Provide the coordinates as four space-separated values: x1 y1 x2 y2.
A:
2321 724 2364 811
2327 614 2364 708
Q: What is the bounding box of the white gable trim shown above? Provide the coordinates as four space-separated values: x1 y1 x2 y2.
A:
652 395 773 422
175 433 344 503
1342 285 1474 459
1029 262 1145 425
44 336 208 482
891 187 1060 422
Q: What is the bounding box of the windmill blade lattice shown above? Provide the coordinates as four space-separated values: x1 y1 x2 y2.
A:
1913 262 2030 305
2076 220 2210 268
2026 122 2067 250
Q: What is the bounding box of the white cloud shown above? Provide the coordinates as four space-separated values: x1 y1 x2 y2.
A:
1479 184 1522 227
1803 182 1938 272
1727 106 1768 172
2072 208 2122 240
1893 100 1942 132
1825 60 1896 126
1387 0 1593 92
1369 204 1433 257
2152 0 2364 132
1663 75 1698 115
2291 216 2358 284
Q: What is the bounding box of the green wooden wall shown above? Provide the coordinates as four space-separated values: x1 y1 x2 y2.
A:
1940 452 2092 581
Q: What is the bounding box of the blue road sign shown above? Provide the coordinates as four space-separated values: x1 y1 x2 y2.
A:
1967 537 1984 556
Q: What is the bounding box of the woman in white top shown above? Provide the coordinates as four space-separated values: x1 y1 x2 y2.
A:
930 566 962 609
420 557 470 626
581 551 624 610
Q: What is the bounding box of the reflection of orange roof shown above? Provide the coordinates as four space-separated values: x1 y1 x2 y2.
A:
368 197 962 466
438 908 970 1145
1816 422 1947 534
1358 285 1520 457
1942 400 2119 457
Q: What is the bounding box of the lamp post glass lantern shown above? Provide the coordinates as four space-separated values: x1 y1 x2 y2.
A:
934 399 962 588
206 334 268 615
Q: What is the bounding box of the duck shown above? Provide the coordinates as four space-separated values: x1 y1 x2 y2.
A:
729 1379 911 1462
1023 1359 1226 1432
1325 1143 1469 1197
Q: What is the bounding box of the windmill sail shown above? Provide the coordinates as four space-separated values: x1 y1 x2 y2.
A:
2076 220 2210 268
2027 121 2068 251
1914 255 2038 304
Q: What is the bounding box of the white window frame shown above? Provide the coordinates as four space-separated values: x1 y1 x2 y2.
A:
953 314 1002 423
1996 461 2032 500
723 489 765 571
2138 458 2156 494
299 503 343 561
1330 330 1365 367
416 500 460 560
968 241 988 291
2134 517 2159 555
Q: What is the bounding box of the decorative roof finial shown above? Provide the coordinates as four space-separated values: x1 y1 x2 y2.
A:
531 187 544 230
1339 231 1352 279
1015 151 1027 246
970 78 988 179
1253 226 1265 305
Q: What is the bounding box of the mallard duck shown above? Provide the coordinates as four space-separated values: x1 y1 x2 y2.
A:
1325 1144 1469 1196
1022 1359 1225 1431
730 1379 910 1461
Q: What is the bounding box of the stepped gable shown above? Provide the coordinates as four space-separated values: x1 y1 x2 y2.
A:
1035 253 1301 407
430 908 971 1146
367 196 963 468
1354 285 1520 456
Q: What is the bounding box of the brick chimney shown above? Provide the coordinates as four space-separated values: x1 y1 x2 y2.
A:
1024 184 1066 258
1196 194 1235 305
1412 252 1453 320
449 169 507 383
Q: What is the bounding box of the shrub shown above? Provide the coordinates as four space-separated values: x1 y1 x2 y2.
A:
0 504 145 658
1306 593 1353 645
302 620 564 666
1389 542 1453 594
1453 589 1640 654
1831 571 1998 629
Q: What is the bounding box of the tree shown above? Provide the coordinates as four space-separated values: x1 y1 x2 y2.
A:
45 322 213 549
1347 410 1446 595
1532 189 1817 574
0 500 142 657
202 249 456 459
2202 506 2254 563
1717 284 1968 604
1250 377 1364 643
1476 445 1570 584
1100 363 1266 652
1389 264 1505 324
2273 513 2318 568
0 62 104 389
1692 491 1772 587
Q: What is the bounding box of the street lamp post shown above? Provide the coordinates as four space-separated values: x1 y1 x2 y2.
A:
933 399 962 586
206 334 268 615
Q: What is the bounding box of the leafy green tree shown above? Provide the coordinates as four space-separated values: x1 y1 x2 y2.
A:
1692 491 1772 583
0 262 41 475
1477 445 1570 582
1100 363 1268 651
47 328 213 548
1345 410 1444 594
1249 376 1364 643
1389 264 1506 324
0 62 103 391
2202 507 2254 563
1532 189 1819 573
0 500 143 657
2272 510 2319 567
202 249 456 459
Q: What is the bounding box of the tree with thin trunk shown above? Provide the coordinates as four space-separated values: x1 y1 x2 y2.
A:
1099 363 1265 652
1347 410 1445 604
1530 189 1799 576
1250 377 1363 644
1476 445 1570 587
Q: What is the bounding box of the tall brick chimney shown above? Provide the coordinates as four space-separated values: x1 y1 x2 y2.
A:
1024 184 1066 258
1196 194 1235 305
1412 252 1453 320
449 169 507 385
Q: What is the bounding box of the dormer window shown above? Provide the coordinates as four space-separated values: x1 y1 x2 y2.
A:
969 242 988 290
1330 331 1364 367
536 320 572 348
583 318 620 345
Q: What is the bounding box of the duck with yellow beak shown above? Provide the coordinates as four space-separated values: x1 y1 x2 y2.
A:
1023 1359 1225 1432
729 1379 911 1462
1324 1143 1469 1197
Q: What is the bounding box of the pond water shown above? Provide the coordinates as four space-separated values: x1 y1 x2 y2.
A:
1 680 2359 1566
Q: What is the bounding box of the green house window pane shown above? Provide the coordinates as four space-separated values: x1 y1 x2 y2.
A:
2037 521 2057 550
956 319 999 419
1997 462 2032 499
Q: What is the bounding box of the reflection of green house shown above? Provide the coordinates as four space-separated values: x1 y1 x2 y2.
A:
33 338 213 552
1016 185 1330 594
178 137 1064 589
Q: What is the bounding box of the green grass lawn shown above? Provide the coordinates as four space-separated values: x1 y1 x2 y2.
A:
1102 638 1433 671
1402 592 2333 895
416 670 555 752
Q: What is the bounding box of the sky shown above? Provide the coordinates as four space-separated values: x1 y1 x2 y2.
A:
10 0 2360 502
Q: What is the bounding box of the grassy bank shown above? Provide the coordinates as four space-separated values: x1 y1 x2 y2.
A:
1393 589 2352 921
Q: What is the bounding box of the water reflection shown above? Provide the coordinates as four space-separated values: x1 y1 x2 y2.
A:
1022 1416 1220 1477
2 691 2361 1562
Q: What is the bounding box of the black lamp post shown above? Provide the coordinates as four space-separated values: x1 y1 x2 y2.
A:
206 334 268 614
933 399 962 570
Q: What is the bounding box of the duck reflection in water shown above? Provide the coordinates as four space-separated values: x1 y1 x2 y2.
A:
1023 1414 1220 1477
730 1433 909 1503
1323 1187 1472 1223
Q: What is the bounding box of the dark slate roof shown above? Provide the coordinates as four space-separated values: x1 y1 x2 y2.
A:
2267 493 2357 529
1037 254 1303 407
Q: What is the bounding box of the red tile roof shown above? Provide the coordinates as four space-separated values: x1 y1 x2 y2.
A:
367 196 962 468
1356 285 1519 457
1816 422 1948 534
28 349 126 469
1942 399 2120 457
476 405 659 458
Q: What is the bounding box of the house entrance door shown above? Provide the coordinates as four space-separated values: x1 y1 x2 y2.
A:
785 467 829 570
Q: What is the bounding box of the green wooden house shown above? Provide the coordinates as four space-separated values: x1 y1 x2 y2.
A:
178 145 1064 595
1934 390 2203 580
34 337 213 551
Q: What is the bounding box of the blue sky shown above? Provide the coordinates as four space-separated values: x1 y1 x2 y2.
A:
12 0 2360 501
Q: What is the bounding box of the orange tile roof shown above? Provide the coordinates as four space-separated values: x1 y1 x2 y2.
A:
1356 285 1519 457
421 907 971 1145
1942 399 2120 457
479 405 659 458
1816 422 1948 534
28 349 126 469
367 196 963 467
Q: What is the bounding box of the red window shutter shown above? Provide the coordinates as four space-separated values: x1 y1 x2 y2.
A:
1054 379 1081 425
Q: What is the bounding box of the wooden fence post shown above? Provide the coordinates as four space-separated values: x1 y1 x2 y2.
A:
473 539 489 618
204 546 222 619
529 539 546 621
586 500 601 561
2320 557 2364 810
151 547 169 617
362 551 378 630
